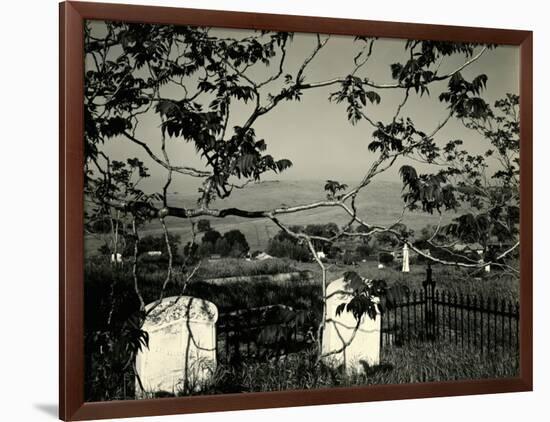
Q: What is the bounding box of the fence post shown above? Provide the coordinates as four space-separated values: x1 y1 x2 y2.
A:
423 263 436 341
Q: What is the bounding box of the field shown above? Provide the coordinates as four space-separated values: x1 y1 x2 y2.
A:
85 180 470 257
194 341 518 396
87 256 518 313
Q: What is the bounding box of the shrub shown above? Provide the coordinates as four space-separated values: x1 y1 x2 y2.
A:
202 229 222 246
84 261 144 401
267 238 311 262
342 251 359 265
327 245 342 259
198 241 214 257
356 244 372 259
229 244 246 258
223 229 249 254
214 238 231 256
379 252 394 265
200 229 249 257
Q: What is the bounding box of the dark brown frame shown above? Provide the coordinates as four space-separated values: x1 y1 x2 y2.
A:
60 1 533 420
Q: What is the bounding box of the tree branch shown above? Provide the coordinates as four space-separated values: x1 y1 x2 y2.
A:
122 131 210 178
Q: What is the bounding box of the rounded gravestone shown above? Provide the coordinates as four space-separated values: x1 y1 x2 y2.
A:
322 277 381 373
135 296 218 396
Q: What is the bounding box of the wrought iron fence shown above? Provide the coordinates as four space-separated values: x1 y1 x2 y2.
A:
216 305 314 363
380 265 520 355
216 266 520 363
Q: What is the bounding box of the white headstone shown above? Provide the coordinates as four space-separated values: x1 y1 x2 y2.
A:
135 296 218 396
110 252 122 263
402 244 410 273
322 277 381 374
479 258 491 273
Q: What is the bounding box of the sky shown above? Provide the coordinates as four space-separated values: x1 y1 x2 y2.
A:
88 21 520 195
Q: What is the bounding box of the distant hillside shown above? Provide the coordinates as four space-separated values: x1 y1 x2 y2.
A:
132 180 463 253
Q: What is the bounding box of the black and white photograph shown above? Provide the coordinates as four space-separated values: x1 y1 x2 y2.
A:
83 19 521 402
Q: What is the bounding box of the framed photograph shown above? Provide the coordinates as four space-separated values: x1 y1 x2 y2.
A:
60 1 532 420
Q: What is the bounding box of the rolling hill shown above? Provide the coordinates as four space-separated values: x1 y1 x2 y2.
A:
104 179 464 254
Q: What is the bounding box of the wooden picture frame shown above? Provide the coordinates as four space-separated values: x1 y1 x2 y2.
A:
60 1 533 420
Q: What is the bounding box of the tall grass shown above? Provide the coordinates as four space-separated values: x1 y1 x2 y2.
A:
185 279 322 313
84 259 322 314
178 340 519 396
84 257 519 401
195 258 299 280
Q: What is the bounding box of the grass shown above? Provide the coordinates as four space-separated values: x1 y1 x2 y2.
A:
85 254 519 316
195 257 300 280
84 256 519 401
84 258 322 314
294 260 519 303
185 279 322 313
377 340 518 384
171 340 519 396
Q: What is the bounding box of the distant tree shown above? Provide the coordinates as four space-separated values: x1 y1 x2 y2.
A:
375 223 412 249
356 244 372 259
304 223 339 252
229 243 246 258
113 233 181 259
379 252 395 265
272 225 305 244
196 219 212 233
267 238 310 262
354 224 373 245
133 233 181 256
355 224 371 234
214 238 231 256
197 229 249 257
198 242 215 257
342 250 359 265
222 229 250 254
393 223 413 239
327 245 342 259
202 230 222 246
419 224 448 243
375 231 399 248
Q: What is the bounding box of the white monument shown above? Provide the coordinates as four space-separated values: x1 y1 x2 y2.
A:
135 296 218 396
402 244 410 273
322 277 381 374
